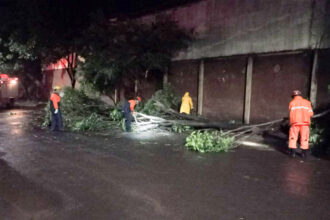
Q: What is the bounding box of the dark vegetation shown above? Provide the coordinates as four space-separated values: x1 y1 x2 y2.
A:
310 105 330 158
0 0 191 98
79 15 190 101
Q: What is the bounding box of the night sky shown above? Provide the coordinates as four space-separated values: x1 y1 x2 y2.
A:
0 0 199 20
68 0 199 16
114 0 197 13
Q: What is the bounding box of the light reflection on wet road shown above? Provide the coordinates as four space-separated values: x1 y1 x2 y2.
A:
0 107 329 220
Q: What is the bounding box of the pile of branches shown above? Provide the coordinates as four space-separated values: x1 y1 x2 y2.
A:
43 88 119 131
134 101 330 144
139 85 181 117
134 101 238 131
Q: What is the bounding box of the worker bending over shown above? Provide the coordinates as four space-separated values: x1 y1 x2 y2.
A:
180 92 193 114
122 96 141 132
288 90 313 158
50 86 63 131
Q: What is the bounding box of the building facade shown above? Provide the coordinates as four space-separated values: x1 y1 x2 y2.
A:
141 0 330 123
44 0 330 123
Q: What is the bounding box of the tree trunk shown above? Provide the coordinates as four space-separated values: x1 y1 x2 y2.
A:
65 67 76 89
71 78 76 89
135 105 330 133
64 54 77 89
21 59 43 99
21 85 29 99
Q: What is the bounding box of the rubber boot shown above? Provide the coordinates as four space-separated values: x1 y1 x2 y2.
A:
289 149 296 158
301 150 307 159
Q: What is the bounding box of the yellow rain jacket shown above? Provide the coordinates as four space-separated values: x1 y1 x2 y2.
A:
180 92 193 114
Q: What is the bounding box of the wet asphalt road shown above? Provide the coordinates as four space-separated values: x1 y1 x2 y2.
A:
0 108 329 220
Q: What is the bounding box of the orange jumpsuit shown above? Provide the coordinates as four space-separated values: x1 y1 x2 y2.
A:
288 96 313 149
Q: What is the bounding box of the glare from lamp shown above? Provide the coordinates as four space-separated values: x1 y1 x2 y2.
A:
10 79 17 85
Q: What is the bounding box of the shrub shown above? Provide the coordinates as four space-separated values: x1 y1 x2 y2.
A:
42 103 51 127
109 108 123 121
42 88 110 130
309 122 324 146
310 111 330 157
72 113 109 131
140 85 180 116
61 87 108 117
185 130 235 153
171 124 192 133
79 80 100 99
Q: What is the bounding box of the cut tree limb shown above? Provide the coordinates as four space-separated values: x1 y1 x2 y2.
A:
134 108 329 135
312 109 330 118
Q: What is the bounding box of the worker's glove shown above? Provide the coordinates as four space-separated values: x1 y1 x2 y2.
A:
132 111 137 116
54 109 59 114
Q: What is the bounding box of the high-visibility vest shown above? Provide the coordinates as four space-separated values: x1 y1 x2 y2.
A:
128 100 137 111
50 93 61 113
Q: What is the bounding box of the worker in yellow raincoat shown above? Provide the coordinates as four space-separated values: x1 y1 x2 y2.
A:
180 92 193 114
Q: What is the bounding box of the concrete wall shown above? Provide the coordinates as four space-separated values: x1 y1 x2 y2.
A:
142 0 330 60
168 61 199 110
51 69 72 89
167 51 328 123
147 0 330 123
316 50 330 109
203 57 246 121
137 73 163 100
250 53 312 123
42 69 81 99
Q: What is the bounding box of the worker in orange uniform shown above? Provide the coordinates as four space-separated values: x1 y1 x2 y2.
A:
122 96 141 132
288 90 314 158
50 86 63 131
180 92 193 114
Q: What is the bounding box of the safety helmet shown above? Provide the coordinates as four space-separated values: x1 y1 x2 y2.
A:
53 85 62 91
292 90 301 96
136 96 141 102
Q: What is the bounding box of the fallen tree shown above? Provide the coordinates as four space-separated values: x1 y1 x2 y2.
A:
135 109 329 132
43 88 120 131
142 101 329 131
134 112 236 130
133 104 330 152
